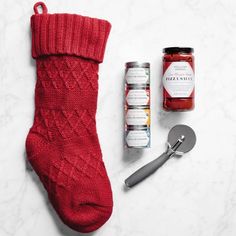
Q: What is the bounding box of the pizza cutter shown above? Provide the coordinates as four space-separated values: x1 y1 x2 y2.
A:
125 124 196 188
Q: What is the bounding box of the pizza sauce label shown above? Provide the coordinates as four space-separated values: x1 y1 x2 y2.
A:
162 61 194 98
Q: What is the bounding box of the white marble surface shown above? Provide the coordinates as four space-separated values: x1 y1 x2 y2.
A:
1 0 236 235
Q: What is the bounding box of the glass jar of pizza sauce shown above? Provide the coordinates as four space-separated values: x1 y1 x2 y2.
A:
162 47 195 111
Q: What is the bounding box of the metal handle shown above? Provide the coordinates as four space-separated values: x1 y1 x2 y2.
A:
125 152 170 188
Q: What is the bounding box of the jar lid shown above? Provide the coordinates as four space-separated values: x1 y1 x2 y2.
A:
126 125 150 130
163 47 194 54
126 61 150 68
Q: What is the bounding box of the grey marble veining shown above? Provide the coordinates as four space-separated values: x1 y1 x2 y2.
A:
1 0 236 235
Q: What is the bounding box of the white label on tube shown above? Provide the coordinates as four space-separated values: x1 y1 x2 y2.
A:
126 89 149 106
126 109 149 126
126 68 149 84
126 130 150 147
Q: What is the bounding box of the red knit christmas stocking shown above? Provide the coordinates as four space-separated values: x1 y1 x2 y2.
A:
26 2 113 233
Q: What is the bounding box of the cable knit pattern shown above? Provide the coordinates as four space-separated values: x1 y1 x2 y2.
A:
31 3 111 62
26 2 112 233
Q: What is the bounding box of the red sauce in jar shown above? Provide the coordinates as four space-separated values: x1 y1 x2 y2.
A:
162 47 195 111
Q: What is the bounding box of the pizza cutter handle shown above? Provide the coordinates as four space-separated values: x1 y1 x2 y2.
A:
125 152 170 188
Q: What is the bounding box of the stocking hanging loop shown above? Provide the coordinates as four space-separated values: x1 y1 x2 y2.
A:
33 2 48 15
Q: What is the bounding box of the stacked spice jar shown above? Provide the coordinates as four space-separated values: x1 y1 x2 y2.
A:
124 62 151 148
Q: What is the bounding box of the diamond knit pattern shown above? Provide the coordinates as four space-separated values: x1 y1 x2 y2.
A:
26 2 112 233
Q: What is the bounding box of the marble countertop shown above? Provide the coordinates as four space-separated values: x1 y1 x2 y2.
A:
1 0 236 235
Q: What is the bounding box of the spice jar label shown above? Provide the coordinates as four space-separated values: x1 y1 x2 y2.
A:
126 109 150 126
126 89 150 106
126 68 149 84
126 130 150 147
163 62 194 98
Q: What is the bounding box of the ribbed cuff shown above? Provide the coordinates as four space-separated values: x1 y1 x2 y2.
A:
31 3 111 63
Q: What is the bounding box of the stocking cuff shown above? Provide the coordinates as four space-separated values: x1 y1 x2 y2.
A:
31 2 111 63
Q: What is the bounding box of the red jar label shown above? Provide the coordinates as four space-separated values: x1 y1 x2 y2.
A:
163 62 194 98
